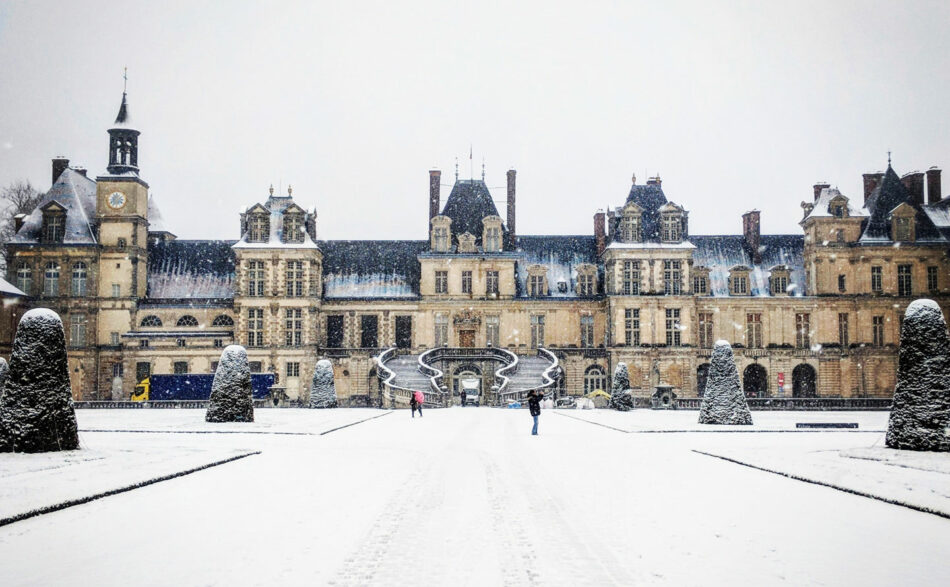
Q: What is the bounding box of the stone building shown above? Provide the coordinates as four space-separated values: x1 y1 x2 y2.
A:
5 90 950 403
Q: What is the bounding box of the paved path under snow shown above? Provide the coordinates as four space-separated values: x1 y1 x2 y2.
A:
0 408 948 586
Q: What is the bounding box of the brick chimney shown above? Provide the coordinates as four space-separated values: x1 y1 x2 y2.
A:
506 169 516 249
863 172 884 206
926 167 942 204
13 214 26 234
52 157 69 185
429 169 441 222
594 211 606 257
813 182 830 202
901 171 925 206
74 167 87 177
742 210 761 264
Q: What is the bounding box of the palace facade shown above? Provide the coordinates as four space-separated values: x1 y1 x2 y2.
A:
5 90 950 403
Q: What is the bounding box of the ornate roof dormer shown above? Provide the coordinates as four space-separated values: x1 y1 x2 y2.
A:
234 185 319 250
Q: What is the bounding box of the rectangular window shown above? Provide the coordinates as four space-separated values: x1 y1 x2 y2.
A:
71 263 87 296
530 314 545 348
662 215 681 241
111 283 120 298
112 362 123 377
927 266 938 292
360 314 378 348
69 314 87 347
732 276 747 295
838 274 846 293
248 261 266 297
771 275 788 295
434 313 448 347
485 227 501 251
624 308 640 346
434 227 449 252
838 313 849 347
485 315 500 347
326 315 344 348
173 361 189 375
435 270 448 294
665 308 681 346
286 261 304 297
44 214 65 242
871 266 882 293
395 315 412 349
579 273 595 296
872 315 885 346
663 260 681 295
693 276 707 295
580 315 594 348
897 264 912 296
698 312 714 348
176 338 186 347
485 270 499 295
529 275 545 296
110 331 120 346
461 270 472 294
213 339 223 348
43 264 60 296
796 313 811 349
286 362 300 378
139 339 149 349
622 261 640 295
746 313 762 348
249 361 263 373
285 308 303 346
247 308 264 347
894 217 912 241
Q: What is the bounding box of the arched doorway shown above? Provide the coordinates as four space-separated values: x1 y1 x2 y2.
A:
584 365 607 395
696 363 711 397
743 364 768 398
452 364 482 395
792 364 817 397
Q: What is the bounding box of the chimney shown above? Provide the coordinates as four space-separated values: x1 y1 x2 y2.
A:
594 211 606 257
13 214 26 234
74 167 87 177
506 169 516 249
429 169 441 222
813 182 830 202
742 210 761 264
901 171 925 206
862 172 884 206
926 167 942 204
646 175 662 187
52 157 69 185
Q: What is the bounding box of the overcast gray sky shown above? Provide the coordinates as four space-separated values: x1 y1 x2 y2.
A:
1 1 948 241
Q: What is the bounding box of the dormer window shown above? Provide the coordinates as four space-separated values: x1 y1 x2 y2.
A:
769 266 790 296
621 214 641 242
42 210 65 242
482 216 503 252
729 266 751 296
283 213 305 243
527 265 548 297
430 216 452 252
692 267 710 295
829 195 849 218
894 216 913 242
576 264 597 296
661 212 683 242
248 213 270 242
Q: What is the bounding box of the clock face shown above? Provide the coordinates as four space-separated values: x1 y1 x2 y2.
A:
107 191 127 210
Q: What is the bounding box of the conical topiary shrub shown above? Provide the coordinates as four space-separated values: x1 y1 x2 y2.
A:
310 359 338 408
609 362 635 411
698 340 752 425
206 345 254 423
0 357 9 400
0 309 79 452
886 299 950 451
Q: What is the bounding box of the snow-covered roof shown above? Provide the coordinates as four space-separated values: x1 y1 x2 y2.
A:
0 277 26 297
516 236 599 299
320 240 425 299
802 187 868 221
232 192 320 249
147 240 235 299
691 235 805 297
10 168 97 245
860 166 945 243
147 194 173 235
606 241 696 250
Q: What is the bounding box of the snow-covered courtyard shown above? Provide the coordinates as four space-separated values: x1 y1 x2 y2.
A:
1 408 949 586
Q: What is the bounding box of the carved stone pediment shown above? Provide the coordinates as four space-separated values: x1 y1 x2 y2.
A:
453 309 481 326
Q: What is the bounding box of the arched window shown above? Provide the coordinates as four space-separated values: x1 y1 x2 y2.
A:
696 363 711 397
71 262 88 296
15 263 32 294
212 315 234 326
584 365 607 395
743 364 768 398
177 315 199 327
140 315 162 327
792 364 817 398
44 262 60 296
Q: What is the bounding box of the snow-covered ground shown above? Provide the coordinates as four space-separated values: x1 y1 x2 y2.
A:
0 408 948 586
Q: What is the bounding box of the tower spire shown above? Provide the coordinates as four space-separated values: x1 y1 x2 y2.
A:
106 73 140 175
123 67 128 93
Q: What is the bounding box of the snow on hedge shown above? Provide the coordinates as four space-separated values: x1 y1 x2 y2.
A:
310 359 338 408
0 309 79 452
886 299 950 451
206 345 254 423
698 340 752 425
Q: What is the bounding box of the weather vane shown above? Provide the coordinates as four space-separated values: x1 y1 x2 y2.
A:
123 67 128 93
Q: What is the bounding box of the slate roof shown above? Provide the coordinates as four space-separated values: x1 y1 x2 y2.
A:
233 192 319 249
111 92 133 129
439 179 505 245
10 168 97 245
923 197 950 241
622 183 668 241
691 234 806 296
146 240 236 299
147 194 172 234
860 165 944 243
803 187 868 221
319 240 427 299
0 277 26 297
516 235 600 298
